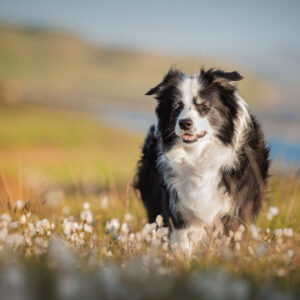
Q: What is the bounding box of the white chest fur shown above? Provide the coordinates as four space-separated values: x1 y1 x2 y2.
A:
159 140 233 227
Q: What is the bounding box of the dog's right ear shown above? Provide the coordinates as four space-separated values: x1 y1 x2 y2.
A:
145 68 183 96
145 83 163 96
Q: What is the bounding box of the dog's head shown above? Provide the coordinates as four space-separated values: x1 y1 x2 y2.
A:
146 67 244 151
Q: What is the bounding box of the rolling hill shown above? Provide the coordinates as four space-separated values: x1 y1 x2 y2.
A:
0 23 276 111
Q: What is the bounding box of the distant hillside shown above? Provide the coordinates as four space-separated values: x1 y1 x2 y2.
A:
0 23 276 111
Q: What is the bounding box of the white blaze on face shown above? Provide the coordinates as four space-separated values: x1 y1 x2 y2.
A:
175 76 212 138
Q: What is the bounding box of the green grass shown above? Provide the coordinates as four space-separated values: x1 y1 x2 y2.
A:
0 104 142 189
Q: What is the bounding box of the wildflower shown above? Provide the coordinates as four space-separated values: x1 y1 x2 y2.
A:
80 210 94 224
106 218 120 234
283 228 293 237
100 195 109 209
156 215 163 227
83 202 90 210
6 233 24 250
0 227 8 242
255 243 268 257
249 224 259 239
15 199 23 210
62 206 71 215
121 223 130 235
156 227 169 239
0 213 12 224
233 230 243 242
84 223 93 233
274 228 283 237
287 249 294 259
124 213 133 222
238 224 245 232
267 206 279 220
20 215 26 224
10 221 19 229
63 220 73 237
34 237 49 255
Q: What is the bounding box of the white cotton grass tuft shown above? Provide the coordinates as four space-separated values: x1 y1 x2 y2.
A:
100 195 109 209
283 228 294 237
106 218 120 234
15 199 24 210
249 224 259 240
267 206 279 221
0 194 297 300
155 215 163 227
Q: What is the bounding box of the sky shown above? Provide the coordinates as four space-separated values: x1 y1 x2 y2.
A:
0 0 300 84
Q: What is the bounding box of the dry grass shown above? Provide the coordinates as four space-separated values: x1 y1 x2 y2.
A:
0 104 299 299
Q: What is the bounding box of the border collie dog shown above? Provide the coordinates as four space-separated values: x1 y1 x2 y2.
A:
135 67 269 251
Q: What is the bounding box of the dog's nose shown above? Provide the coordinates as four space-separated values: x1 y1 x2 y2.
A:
179 118 193 130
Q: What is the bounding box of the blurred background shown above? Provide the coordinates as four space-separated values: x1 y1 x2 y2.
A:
0 0 299 199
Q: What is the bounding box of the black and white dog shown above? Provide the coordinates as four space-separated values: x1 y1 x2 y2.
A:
135 67 269 250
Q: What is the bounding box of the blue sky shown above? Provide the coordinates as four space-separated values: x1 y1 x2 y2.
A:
0 0 300 83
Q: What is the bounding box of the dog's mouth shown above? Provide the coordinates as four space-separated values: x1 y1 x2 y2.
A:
182 131 207 143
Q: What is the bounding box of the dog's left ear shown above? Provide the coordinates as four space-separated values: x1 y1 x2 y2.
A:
201 68 243 89
145 68 183 96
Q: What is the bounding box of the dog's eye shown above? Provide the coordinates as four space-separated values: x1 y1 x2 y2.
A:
174 101 183 110
196 102 209 112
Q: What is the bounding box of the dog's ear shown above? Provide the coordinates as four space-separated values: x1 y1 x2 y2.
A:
145 68 183 96
200 68 243 89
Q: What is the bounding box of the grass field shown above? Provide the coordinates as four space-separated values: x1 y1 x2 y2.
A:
0 103 299 299
0 23 276 112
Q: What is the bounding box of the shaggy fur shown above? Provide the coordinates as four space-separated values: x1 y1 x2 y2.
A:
135 67 269 250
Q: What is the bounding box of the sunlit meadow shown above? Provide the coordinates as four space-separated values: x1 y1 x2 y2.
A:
0 103 299 300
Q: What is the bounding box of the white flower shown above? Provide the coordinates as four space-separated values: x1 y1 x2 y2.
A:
121 223 130 235
0 227 8 241
10 221 19 229
274 228 283 237
84 223 93 233
287 249 294 259
62 206 70 215
81 210 94 224
100 195 109 209
267 206 279 220
15 199 23 210
6 233 24 249
20 215 26 224
124 213 133 222
234 230 243 241
255 243 268 257
0 213 12 223
106 218 120 233
283 228 293 237
34 237 49 255
156 215 163 227
249 224 259 239
63 220 73 237
238 224 245 232
83 202 90 210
